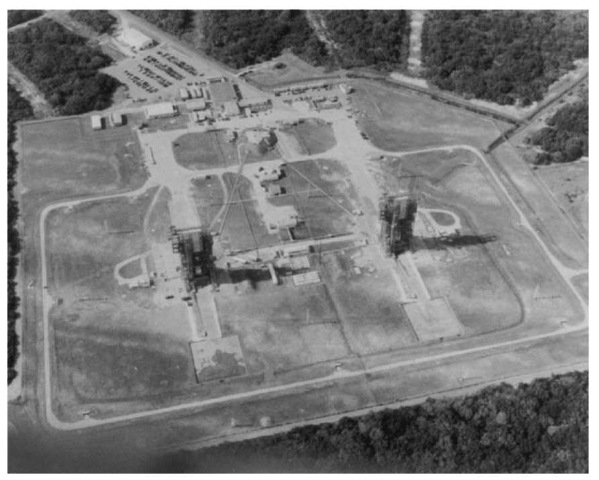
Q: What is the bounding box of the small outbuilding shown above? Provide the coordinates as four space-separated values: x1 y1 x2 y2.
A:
91 115 103 130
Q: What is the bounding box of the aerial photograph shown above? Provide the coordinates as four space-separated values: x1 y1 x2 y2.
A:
7 8 588 473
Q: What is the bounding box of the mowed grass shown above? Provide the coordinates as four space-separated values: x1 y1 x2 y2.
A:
216 277 350 373
217 173 280 251
245 52 333 88
173 130 239 170
46 192 196 411
266 158 359 239
352 80 505 151
19 117 147 205
376 148 583 333
320 247 418 355
279 118 336 155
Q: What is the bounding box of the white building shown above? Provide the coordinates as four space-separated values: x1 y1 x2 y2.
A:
91 115 103 130
145 102 177 119
179 88 190 100
111 112 124 126
186 99 207 111
117 28 154 50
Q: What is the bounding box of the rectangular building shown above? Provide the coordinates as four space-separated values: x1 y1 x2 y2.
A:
117 28 154 50
145 102 177 119
179 88 190 100
91 115 103 130
190 86 203 98
111 112 124 126
187 99 207 111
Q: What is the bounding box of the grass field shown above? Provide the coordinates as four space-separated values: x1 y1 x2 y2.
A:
173 130 239 170
244 52 335 88
536 160 588 238
118 258 143 279
351 80 505 151
319 246 418 354
373 148 582 333
216 275 349 373
19 117 147 206
46 193 196 417
278 118 337 155
491 143 587 270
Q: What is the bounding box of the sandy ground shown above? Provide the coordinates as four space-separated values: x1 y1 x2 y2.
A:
407 11 426 74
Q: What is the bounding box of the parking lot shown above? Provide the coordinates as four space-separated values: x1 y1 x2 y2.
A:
102 44 226 102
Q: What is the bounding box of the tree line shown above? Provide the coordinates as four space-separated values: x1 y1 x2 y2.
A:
160 371 587 473
129 10 195 38
8 19 119 115
130 10 411 72
7 84 34 384
421 11 588 106
8 10 44 28
200 10 328 69
529 98 588 164
68 10 117 34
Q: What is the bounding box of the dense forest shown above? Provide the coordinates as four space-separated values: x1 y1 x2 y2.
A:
7 85 34 384
421 11 588 106
160 371 588 473
8 19 119 115
530 99 588 164
7 10 44 28
129 10 195 37
322 10 410 71
68 10 117 34
201 11 329 69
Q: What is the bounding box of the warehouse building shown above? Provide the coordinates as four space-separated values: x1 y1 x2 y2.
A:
144 102 177 119
117 28 154 51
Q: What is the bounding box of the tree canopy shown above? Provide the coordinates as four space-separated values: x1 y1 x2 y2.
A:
323 10 410 70
201 10 329 69
8 10 44 28
69 10 117 34
129 10 195 37
8 19 119 115
161 371 588 473
421 11 588 106
530 99 588 164
7 84 34 384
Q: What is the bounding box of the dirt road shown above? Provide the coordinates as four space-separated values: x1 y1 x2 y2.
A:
8 63 54 119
